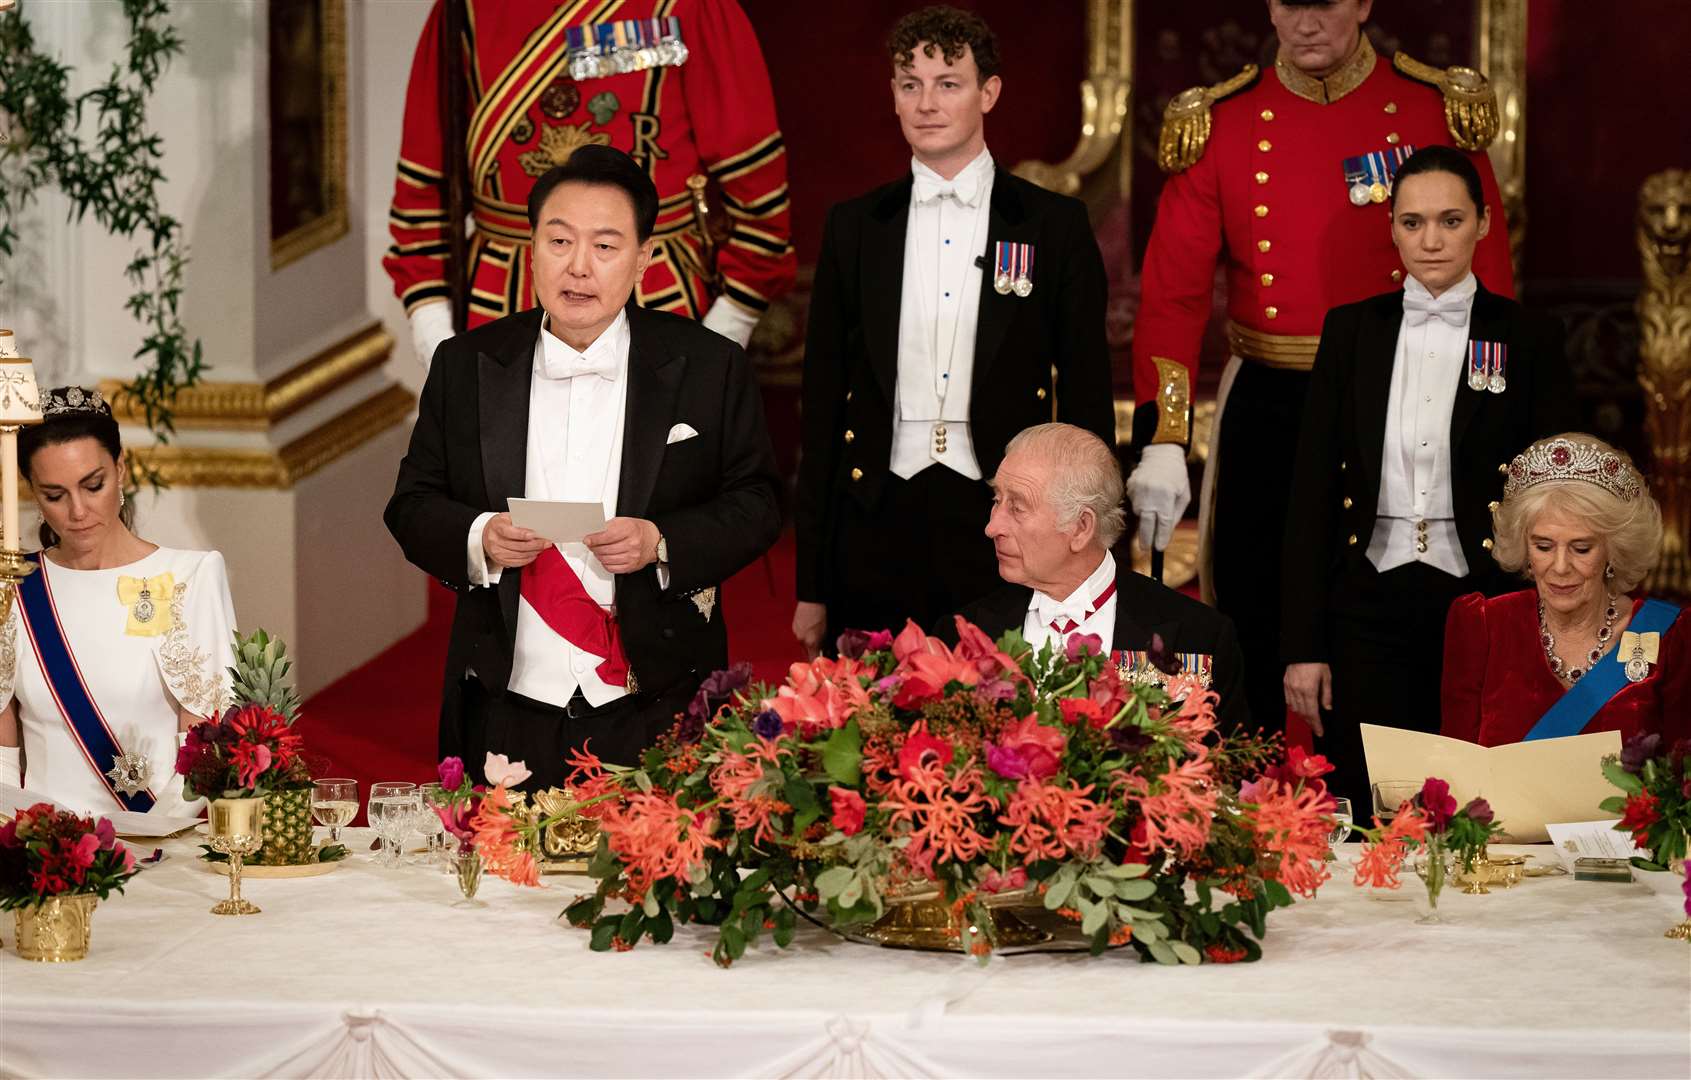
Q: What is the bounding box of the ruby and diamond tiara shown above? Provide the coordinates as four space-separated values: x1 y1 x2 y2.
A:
1502 437 1642 503
40 385 112 420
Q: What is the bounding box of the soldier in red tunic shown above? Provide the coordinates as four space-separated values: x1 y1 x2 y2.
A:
384 0 796 366
1125 0 1514 731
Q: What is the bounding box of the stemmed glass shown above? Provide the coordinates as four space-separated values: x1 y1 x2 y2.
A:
311 778 358 844
369 782 418 868
1327 796 1354 847
415 783 450 870
1371 780 1422 824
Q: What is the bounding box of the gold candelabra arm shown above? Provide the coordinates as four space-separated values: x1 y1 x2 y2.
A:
0 549 38 626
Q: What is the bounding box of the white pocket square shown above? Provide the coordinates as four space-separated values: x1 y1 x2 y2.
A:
666 423 699 445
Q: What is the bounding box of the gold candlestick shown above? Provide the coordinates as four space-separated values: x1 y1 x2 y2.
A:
0 345 45 619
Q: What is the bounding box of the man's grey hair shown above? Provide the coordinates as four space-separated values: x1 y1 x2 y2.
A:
1003 422 1128 548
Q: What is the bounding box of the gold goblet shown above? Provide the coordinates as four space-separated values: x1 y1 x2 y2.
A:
207 796 266 915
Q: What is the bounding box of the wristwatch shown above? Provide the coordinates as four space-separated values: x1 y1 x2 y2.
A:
655 533 669 566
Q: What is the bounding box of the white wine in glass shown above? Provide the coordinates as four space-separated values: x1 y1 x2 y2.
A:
311 778 358 843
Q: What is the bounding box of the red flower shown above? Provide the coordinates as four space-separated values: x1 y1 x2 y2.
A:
1058 698 1104 728
1205 943 1248 964
828 786 867 836
1619 791 1662 847
896 724 954 780
1284 746 1334 780
993 715 1066 781
1417 777 1457 832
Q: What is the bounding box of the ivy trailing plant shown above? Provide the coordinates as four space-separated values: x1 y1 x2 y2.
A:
0 0 204 472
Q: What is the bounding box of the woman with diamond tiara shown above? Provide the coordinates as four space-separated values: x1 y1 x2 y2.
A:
1441 433 1687 745
0 387 237 817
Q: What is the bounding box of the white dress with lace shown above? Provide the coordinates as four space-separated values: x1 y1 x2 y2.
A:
0 547 237 816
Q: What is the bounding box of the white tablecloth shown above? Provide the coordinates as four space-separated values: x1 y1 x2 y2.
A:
1 834 1686 1079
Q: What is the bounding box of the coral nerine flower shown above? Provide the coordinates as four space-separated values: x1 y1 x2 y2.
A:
597 790 722 895
999 778 1114 862
1353 806 1430 889
470 785 540 887
710 738 793 845
882 762 995 877
1116 749 1218 859
1247 780 1334 898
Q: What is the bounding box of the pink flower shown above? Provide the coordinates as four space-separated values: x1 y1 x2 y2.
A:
95 817 117 851
995 715 1065 780
1064 633 1104 662
69 833 100 871
829 786 867 836
1417 777 1457 832
483 753 532 788
952 616 1020 680
437 756 465 791
986 745 1033 780
979 865 1028 894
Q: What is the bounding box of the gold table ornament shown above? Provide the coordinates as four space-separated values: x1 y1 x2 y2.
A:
518 787 600 873
859 886 1051 951
207 797 266 915
0 340 44 622
13 894 98 962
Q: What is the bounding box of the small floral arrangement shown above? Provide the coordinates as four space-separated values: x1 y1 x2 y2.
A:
0 804 140 911
175 704 308 800
431 752 534 862
1601 733 1691 871
1353 777 1499 910
468 619 1336 967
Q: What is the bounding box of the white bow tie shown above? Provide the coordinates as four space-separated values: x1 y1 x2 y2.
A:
1403 292 1470 329
1034 593 1091 629
913 171 982 207
540 348 619 382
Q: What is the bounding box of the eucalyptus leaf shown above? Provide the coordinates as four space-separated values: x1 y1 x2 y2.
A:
1115 879 1156 901
1170 941 1201 965
814 866 854 898
1148 939 1178 965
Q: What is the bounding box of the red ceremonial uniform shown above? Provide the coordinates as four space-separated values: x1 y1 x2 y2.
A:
1133 38 1514 434
384 0 795 328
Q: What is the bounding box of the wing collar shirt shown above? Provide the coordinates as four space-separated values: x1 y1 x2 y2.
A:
1368 271 1475 578
466 309 631 709
892 146 995 481
1021 550 1119 656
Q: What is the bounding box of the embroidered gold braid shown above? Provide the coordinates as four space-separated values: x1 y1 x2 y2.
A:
1151 357 1192 445
159 581 221 716
0 607 15 705
1157 65 1259 174
1392 52 1500 151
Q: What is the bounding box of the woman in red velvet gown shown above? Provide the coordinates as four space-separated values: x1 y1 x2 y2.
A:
1441 434 1689 746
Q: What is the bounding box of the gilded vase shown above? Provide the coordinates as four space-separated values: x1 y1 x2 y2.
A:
13 894 98 962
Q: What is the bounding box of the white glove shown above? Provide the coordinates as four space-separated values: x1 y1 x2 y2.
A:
701 297 758 348
409 302 456 371
1126 442 1191 552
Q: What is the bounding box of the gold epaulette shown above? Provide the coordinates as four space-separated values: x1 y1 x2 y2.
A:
1157 65 1260 174
1392 51 1500 151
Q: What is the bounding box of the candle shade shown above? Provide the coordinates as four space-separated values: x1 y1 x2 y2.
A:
0 330 17 359
0 357 43 425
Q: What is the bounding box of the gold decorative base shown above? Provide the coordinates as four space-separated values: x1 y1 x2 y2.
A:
13 895 97 962
1666 918 1691 941
210 897 262 916
0 547 38 626
859 892 1051 951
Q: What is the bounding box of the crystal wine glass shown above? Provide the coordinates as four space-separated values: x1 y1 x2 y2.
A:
414 783 449 869
1327 796 1354 847
368 782 418 868
1371 780 1422 825
311 778 358 844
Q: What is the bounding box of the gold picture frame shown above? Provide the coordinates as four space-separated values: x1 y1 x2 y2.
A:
268 0 348 269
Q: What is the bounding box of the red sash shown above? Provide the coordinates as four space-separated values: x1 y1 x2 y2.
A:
519 547 630 688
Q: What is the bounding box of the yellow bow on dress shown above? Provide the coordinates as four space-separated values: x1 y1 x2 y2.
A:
1618 630 1660 665
116 572 175 637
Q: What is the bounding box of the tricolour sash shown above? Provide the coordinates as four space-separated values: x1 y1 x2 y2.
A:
1523 598 1681 741
14 554 157 811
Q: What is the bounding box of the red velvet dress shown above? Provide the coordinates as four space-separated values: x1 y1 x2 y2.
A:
1440 589 1691 746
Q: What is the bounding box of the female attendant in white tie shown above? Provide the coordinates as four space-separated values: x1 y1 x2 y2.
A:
0 388 237 817
1279 146 1579 813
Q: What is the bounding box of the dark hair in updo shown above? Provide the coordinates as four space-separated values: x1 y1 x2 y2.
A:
20 394 133 549
1390 144 1486 214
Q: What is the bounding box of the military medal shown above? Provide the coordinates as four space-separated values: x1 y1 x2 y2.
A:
1486 343 1507 394
1013 244 1034 297
993 241 1033 297
1368 181 1389 204
1468 341 1507 394
1342 145 1418 207
1467 343 1489 392
992 241 1013 295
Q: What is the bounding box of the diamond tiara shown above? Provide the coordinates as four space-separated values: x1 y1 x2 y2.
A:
40 385 112 420
1502 436 1643 502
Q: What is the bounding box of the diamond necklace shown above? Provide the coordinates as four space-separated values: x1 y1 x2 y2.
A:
1539 592 1619 682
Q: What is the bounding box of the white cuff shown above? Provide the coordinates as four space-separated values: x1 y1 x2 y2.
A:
0 745 20 788
656 563 670 591
467 512 503 586
409 302 455 370
702 298 758 348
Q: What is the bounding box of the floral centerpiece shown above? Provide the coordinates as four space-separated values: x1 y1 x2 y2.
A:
0 804 139 961
1601 733 1690 871
467 619 1337 967
1353 777 1499 919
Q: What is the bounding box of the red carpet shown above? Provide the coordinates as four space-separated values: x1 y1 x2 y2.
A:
295 529 805 814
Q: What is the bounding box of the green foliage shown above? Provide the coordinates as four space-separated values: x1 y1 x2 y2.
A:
227 629 303 722
0 0 204 472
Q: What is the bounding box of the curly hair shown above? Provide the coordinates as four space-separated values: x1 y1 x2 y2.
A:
1490 434 1663 593
887 5 1000 82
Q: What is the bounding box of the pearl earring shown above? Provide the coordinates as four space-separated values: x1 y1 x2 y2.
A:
1604 563 1614 580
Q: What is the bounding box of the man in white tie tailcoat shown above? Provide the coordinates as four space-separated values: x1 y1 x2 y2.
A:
386 146 782 788
792 5 1115 658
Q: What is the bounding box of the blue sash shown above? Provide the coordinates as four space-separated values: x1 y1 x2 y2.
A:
1524 598 1681 742
15 554 156 811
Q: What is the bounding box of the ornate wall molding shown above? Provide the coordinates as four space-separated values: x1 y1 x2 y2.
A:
1476 0 1528 277
100 321 393 431
128 383 415 489
1011 0 1131 199
269 0 350 269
